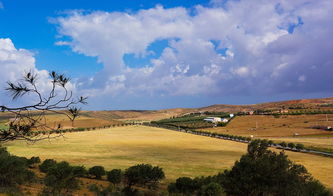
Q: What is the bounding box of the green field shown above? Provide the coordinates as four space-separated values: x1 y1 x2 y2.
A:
4 126 333 189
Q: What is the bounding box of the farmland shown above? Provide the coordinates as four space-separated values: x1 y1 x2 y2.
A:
5 126 333 190
201 114 333 137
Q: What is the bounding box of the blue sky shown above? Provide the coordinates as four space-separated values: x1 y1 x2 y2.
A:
0 0 332 110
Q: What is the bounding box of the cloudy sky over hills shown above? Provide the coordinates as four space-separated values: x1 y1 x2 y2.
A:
0 0 332 109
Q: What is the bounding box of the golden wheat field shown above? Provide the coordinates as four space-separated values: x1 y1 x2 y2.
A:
202 114 333 137
5 126 333 189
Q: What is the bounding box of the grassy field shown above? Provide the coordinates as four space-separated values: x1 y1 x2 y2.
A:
202 114 333 137
4 126 333 190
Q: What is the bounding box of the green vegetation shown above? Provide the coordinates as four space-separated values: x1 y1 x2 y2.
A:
107 169 122 186
43 161 80 195
150 112 231 129
221 140 332 196
168 140 333 196
88 166 106 179
0 147 34 193
124 163 165 188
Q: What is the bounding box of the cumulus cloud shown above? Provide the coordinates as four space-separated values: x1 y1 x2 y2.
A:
0 38 73 106
54 0 333 98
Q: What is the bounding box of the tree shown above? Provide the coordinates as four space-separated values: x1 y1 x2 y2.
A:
279 141 287 148
107 169 122 186
124 164 165 188
296 143 305 150
174 177 196 195
39 159 57 173
43 161 80 195
288 142 296 149
72 165 88 177
199 182 223 196
88 166 106 179
0 71 87 143
27 156 41 168
221 140 332 196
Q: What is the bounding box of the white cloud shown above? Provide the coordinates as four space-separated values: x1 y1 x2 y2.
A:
54 0 333 98
0 2 4 9
0 38 75 106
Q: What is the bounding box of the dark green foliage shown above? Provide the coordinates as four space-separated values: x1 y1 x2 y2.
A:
288 142 296 149
220 140 332 196
168 176 220 195
39 159 57 173
0 147 34 188
88 166 106 179
124 164 165 188
43 161 80 195
296 143 305 150
88 184 116 196
27 156 41 168
279 141 287 147
107 169 122 185
173 177 196 195
72 165 87 177
199 182 223 196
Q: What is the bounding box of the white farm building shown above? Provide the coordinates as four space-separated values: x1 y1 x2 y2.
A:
204 117 229 123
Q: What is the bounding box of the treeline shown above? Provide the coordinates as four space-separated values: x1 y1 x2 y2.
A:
144 123 333 156
28 122 140 136
0 147 165 195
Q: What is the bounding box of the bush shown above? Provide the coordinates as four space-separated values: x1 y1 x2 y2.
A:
288 142 296 149
72 166 88 177
107 169 122 185
279 141 287 148
199 182 223 196
43 161 80 195
124 164 165 188
174 177 196 195
296 143 305 150
88 166 106 179
27 156 41 168
0 147 34 188
39 159 57 173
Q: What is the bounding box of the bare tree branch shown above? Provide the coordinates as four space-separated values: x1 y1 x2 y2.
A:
0 71 87 143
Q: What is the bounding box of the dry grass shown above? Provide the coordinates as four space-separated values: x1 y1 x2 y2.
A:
4 126 333 190
202 114 333 137
5 126 247 181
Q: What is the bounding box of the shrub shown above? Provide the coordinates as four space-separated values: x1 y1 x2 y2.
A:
199 182 223 196
43 161 80 195
0 147 34 188
39 159 57 173
124 164 165 188
174 177 196 194
107 169 122 185
88 166 106 179
296 143 305 150
288 142 296 149
279 141 287 148
72 166 88 177
27 156 41 168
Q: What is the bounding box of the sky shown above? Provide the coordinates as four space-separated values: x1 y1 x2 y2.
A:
0 0 332 110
